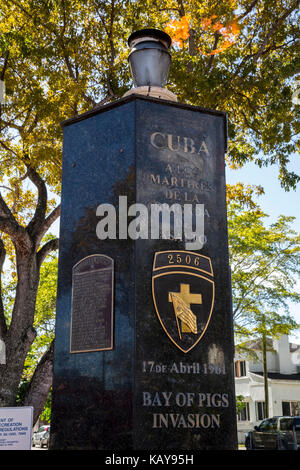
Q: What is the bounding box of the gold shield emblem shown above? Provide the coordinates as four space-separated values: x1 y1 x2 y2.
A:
152 251 214 353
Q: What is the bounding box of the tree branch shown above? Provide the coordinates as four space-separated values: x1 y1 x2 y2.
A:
106 0 116 97
39 204 61 243
243 37 298 62
237 0 259 21
0 107 32 133
0 51 9 81
252 0 300 63
177 0 185 17
22 341 54 426
95 94 115 108
63 53 97 107
232 2 299 80
5 0 33 19
0 119 23 132
232 242 296 321
26 166 48 243
207 33 220 71
96 2 116 101
36 238 59 268
0 140 19 157
0 192 23 241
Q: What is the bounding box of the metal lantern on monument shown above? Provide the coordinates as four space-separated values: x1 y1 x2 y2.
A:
124 28 177 102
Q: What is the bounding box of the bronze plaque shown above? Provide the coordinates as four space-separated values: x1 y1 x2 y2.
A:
70 254 114 353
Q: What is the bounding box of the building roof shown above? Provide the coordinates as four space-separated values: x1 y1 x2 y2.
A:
254 372 300 381
241 338 273 351
290 343 300 353
237 337 300 353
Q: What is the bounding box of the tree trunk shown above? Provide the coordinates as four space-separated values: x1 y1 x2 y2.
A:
0 251 39 407
22 341 54 426
0 166 59 420
0 246 56 419
0 326 36 407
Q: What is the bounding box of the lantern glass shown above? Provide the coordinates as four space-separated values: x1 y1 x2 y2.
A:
128 29 172 89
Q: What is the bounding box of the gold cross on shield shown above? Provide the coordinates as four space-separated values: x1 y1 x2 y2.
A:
168 284 202 333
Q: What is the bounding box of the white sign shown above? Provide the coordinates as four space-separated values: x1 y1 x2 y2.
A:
0 407 33 450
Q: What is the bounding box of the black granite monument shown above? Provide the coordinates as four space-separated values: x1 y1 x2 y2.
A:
50 29 237 450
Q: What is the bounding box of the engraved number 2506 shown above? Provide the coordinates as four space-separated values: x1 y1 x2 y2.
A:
167 254 199 266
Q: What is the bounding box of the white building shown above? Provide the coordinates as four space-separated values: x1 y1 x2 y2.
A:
234 335 300 444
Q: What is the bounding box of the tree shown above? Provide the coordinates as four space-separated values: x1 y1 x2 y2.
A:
15 247 57 423
236 394 247 416
0 0 299 422
1 0 299 185
0 0 133 422
0 169 59 406
228 188 300 417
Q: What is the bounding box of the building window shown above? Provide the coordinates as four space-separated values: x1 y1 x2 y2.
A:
282 401 300 416
238 402 250 421
256 401 265 421
235 360 246 377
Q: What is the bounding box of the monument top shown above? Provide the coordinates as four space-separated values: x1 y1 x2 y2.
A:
125 27 175 101
60 94 227 148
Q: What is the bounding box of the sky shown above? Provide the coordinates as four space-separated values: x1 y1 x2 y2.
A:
226 157 300 231
225 154 300 343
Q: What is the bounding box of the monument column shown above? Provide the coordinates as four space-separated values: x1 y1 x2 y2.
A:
50 29 237 450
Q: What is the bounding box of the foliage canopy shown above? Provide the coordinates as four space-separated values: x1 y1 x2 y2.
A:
0 0 299 192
